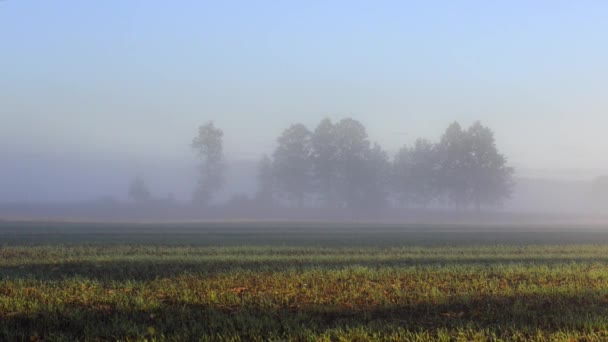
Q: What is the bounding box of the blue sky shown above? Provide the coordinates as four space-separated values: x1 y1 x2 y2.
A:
2 0 608 172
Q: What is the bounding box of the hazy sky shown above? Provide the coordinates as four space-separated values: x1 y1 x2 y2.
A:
2 0 608 173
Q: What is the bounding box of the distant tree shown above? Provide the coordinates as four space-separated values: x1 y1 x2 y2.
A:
437 122 470 208
408 139 441 208
332 118 389 211
255 154 275 206
128 176 151 203
311 118 339 207
273 124 313 206
436 121 514 210
464 121 514 210
333 118 370 209
359 142 391 212
191 121 224 205
393 145 414 207
393 139 440 208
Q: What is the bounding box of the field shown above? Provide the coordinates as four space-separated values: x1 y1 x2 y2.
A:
3 222 608 341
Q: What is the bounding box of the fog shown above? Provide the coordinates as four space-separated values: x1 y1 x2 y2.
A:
2 145 607 222
2 1 608 221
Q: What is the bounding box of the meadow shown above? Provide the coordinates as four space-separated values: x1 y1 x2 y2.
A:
2 221 608 341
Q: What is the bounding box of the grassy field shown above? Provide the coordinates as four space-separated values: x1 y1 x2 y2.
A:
3 222 608 341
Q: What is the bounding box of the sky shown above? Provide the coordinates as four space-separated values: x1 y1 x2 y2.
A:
2 0 608 201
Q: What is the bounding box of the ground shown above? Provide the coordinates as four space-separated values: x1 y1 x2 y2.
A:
2 221 608 341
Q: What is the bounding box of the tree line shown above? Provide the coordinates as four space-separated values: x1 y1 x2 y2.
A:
186 118 514 212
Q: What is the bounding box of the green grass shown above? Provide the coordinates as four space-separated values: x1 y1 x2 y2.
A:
2 221 608 341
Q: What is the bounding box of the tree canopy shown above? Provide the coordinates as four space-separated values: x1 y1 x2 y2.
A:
259 118 514 212
128 176 151 203
191 121 224 205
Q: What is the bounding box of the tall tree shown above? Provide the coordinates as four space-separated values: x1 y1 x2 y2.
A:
408 139 441 208
333 118 370 209
393 145 414 207
465 121 514 210
437 122 470 208
191 121 224 205
332 118 389 211
128 176 151 203
255 154 275 206
394 139 440 208
311 118 339 207
437 121 514 209
273 123 313 206
359 142 391 212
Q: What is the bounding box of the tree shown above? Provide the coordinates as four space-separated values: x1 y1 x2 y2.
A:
393 145 414 207
191 121 224 205
255 154 275 206
359 142 391 212
393 139 440 208
465 121 514 210
311 118 339 207
332 118 389 211
128 176 151 203
273 123 313 206
408 139 441 207
333 118 370 209
436 121 514 210
437 122 470 208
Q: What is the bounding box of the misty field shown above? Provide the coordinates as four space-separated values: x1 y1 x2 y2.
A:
3 222 608 341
